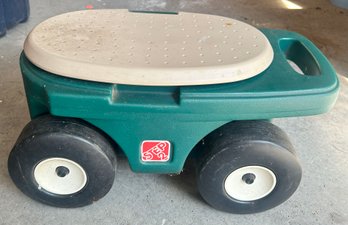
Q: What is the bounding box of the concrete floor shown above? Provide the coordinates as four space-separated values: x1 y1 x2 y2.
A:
0 0 348 224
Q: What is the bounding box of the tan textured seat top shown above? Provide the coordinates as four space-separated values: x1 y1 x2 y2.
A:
24 9 274 86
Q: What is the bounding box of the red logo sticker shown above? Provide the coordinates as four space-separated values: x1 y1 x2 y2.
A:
141 141 171 162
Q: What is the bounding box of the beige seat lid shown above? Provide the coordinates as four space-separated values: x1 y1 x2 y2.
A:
24 9 274 86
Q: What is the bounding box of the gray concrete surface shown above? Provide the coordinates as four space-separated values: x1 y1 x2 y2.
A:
0 0 348 224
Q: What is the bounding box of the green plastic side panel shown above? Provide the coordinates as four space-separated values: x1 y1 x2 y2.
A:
20 29 339 173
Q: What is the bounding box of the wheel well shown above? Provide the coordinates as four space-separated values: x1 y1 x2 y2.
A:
78 118 126 157
184 120 276 167
31 114 126 158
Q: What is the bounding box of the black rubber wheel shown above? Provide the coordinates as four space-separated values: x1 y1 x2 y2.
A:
8 115 117 208
196 120 302 214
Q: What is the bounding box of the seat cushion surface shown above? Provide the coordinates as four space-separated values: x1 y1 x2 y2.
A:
24 9 273 86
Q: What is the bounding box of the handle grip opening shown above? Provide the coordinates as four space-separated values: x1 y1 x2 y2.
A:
280 39 321 76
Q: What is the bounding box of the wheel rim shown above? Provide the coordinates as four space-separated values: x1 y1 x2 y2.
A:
34 157 87 195
224 166 276 201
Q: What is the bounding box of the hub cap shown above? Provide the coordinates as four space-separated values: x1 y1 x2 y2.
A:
34 158 87 195
224 166 277 201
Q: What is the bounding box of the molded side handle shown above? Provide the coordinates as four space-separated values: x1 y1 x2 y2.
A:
262 29 337 79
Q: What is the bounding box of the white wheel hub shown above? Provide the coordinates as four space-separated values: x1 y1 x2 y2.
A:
34 157 87 195
224 166 276 201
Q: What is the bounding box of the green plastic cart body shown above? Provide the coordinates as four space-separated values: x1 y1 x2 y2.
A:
20 29 339 174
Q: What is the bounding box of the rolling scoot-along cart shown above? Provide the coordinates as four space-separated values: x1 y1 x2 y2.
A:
8 9 339 214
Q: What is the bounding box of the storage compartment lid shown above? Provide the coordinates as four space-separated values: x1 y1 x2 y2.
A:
24 9 273 86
